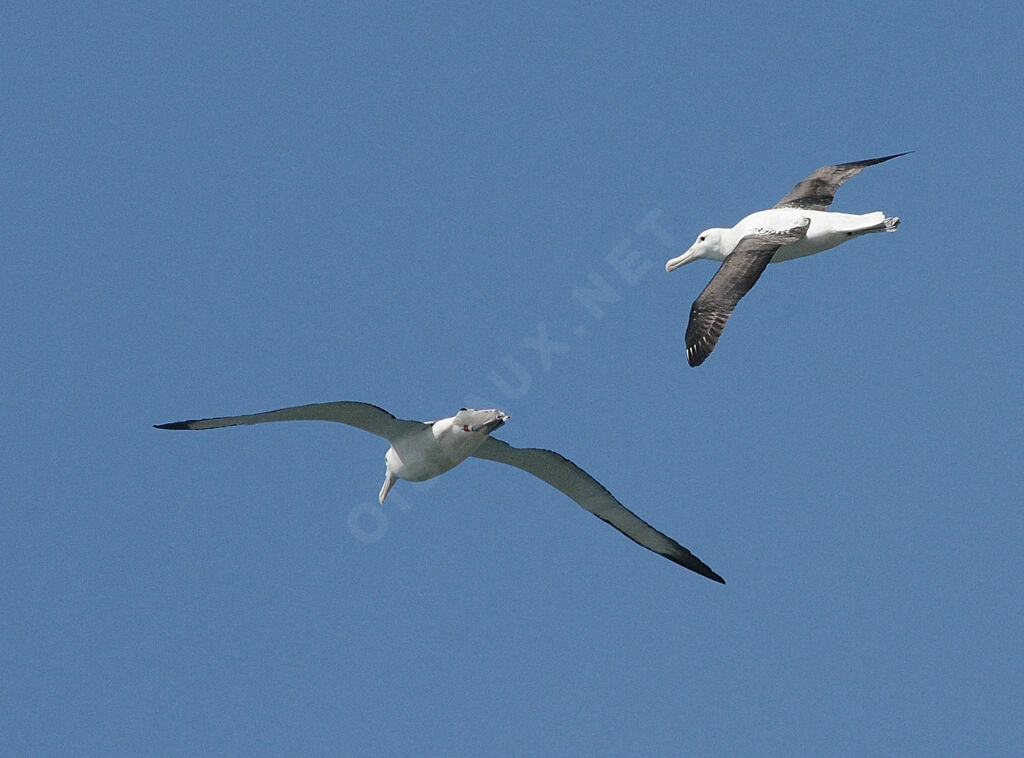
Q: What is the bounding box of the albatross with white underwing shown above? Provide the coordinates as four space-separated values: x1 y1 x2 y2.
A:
156 402 724 582
666 152 910 366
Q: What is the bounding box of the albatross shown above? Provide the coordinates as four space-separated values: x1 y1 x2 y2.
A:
665 152 909 366
156 402 724 583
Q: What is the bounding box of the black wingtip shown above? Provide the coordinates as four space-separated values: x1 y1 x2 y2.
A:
666 549 726 583
686 337 714 367
691 560 726 584
862 150 914 165
834 151 913 171
154 421 193 430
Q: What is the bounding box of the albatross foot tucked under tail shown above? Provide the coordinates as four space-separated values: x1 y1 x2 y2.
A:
845 215 900 238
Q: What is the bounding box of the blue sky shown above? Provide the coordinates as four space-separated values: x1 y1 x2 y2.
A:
3 2 1022 755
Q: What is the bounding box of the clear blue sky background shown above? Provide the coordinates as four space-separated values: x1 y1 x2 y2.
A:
4 2 1022 756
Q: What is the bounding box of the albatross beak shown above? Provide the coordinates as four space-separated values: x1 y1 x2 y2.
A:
468 413 509 434
483 413 509 433
665 246 699 273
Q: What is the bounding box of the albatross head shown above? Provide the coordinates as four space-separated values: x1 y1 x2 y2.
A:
665 228 727 272
454 408 509 434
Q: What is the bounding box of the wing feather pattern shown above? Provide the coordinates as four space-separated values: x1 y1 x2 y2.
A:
773 152 911 211
685 220 810 367
155 401 425 441
472 437 724 582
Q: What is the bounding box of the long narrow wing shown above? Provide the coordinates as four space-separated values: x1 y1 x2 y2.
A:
685 220 810 367
471 437 724 583
155 401 426 441
773 151 911 211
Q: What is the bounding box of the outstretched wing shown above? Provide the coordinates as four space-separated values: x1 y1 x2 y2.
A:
773 151 911 211
155 401 426 441
685 220 810 367
472 437 724 583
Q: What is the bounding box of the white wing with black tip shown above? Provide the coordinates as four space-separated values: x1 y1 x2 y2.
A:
155 400 427 441
685 220 811 367
472 437 724 583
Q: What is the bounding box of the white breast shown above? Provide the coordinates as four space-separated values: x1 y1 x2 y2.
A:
386 418 490 481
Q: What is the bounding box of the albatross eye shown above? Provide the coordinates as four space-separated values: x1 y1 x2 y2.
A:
699 235 706 242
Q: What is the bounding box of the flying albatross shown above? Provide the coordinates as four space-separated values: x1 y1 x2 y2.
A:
156 402 724 583
665 152 909 366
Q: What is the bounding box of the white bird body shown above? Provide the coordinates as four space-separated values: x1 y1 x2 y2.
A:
378 409 508 501
156 402 724 582
667 208 891 270
385 412 502 482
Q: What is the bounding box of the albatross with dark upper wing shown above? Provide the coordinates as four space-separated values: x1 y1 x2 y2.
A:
666 152 910 366
156 401 724 583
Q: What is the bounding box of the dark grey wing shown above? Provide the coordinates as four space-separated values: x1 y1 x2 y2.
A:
155 401 426 441
471 437 724 583
773 151 911 211
686 220 810 367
